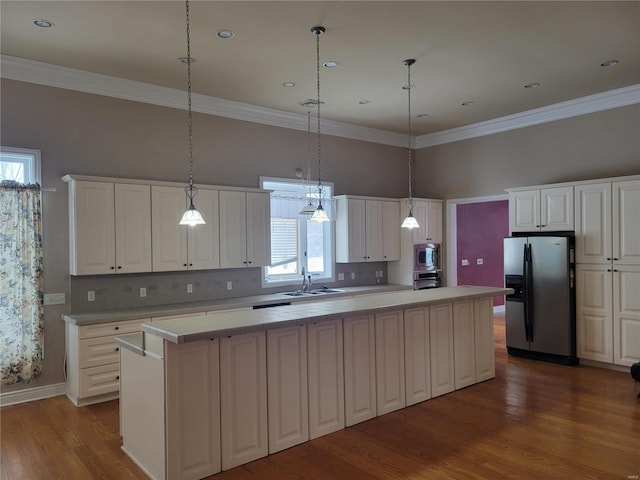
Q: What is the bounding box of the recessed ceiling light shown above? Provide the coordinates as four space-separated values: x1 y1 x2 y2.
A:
323 61 339 68
524 82 540 89
283 82 296 88
33 19 54 28
417 113 429 118
178 57 197 64
600 59 619 67
461 101 475 107
217 30 235 39
358 100 370 105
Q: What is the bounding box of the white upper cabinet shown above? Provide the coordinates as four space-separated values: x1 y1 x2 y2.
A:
219 190 271 268
575 179 640 265
509 186 574 233
412 199 443 244
67 179 151 275
151 185 220 271
335 196 400 262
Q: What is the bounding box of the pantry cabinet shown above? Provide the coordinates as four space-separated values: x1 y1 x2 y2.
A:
343 315 376 426
335 196 400 262
151 186 220 272
219 190 271 268
66 318 146 406
508 186 574 233
65 178 152 275
220 331 268 470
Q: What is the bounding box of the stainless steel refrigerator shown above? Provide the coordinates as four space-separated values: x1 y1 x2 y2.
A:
504 233 578 365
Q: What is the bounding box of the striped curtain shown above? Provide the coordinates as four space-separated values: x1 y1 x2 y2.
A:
0 181 44 385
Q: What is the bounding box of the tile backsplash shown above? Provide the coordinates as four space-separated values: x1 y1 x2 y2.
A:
69 262 388 313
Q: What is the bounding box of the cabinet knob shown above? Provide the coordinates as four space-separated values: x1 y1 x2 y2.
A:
189 263 193 267
115 347 119 351
614 258 619 261
248 261 252 264
117 266 122 270
613 269 619 272
183 263 188 267
116 376 119 380
110 266 115 270
115 326 119 330
607 257 611 261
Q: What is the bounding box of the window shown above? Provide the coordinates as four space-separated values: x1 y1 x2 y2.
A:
0 147 41 184
261 177 334 287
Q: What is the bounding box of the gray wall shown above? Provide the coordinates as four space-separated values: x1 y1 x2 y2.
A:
415 104 640 199
1 77 638 393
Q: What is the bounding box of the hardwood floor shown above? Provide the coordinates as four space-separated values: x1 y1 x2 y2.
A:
2 313 639 479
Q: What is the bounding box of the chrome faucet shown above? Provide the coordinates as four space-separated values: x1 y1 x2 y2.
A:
301 267 308 292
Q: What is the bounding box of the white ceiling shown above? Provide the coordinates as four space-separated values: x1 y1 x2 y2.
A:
1 1 639 136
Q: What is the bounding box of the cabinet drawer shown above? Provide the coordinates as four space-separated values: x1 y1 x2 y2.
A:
79 363 120 398
79 336 121 368
78 319 146 339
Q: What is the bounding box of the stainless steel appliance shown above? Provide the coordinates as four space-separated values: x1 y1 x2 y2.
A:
414 243 441 289
504 232 577 365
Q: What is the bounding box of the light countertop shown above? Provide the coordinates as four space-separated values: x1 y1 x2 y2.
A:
143 286 511 344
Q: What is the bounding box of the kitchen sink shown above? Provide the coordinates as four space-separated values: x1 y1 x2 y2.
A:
310 288 344 294
282 288 344 297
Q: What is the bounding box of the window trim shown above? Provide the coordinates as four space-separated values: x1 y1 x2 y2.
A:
260 176 335 289
0 146 42 184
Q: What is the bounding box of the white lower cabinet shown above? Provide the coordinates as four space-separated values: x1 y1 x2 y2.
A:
404 307 431 406
307 319 345 439
343 315 377 426
474 298 496 382
266 325 309 454
220 332 268 470
613 265 640 366
453 301 476 390
165 339 221 480
374 310 405 415
429 303 455 397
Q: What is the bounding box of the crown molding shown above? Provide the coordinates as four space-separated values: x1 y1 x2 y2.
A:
415 84 640 149
2 55 637 150
0 55 407 147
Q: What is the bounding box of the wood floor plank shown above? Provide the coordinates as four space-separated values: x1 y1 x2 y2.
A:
1 313 638 480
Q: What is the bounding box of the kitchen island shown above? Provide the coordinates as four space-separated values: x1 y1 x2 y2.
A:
117 286 510 480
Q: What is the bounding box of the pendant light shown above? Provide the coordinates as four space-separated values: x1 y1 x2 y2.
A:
401 58 419 230
299 111 317 216
179 0 205 226
308 26 330 223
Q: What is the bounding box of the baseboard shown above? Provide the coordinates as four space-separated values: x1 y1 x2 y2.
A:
579 359 629 373
493 305 505 313
0 382 67 407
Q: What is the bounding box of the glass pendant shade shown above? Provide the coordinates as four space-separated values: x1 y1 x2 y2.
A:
309 201 330 223
179 202 205 226
299 201 317 216
401 211 420 229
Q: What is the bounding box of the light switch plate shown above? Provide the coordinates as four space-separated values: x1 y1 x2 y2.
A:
140 287 147 297
226 281 232 290
187 284 193 294
43 293 65 305
477 258 484 265
87 291 95 302
338 273 345 281
461 259 470 266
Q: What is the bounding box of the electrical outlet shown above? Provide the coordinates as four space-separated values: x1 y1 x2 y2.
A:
140 287 147 297
477 258 484 265
227 281 232 290
351 272 356 280
43 293 65 305
338 273 345 281
461 259 470 266
87 290 95 302
187 284 193 294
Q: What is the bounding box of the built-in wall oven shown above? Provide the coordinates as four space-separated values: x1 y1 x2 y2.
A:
413 243 442 289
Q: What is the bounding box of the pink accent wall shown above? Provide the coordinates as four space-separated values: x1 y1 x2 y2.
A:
457 200 509 306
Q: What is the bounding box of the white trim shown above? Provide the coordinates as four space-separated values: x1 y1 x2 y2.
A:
0 55 407 148
416 84 640 149
0 382 66 407
2 55 637 149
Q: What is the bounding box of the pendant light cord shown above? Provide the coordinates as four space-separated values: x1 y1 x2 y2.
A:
315 28 323 197
186 0 195 202
406 59 413 206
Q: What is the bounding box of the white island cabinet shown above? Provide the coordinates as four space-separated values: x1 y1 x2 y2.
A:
117 286 510 480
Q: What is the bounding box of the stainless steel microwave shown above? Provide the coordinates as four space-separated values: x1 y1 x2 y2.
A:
414 243 441 272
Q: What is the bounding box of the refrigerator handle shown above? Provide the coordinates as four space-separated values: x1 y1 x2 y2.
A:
522 243 530 341
525 243 534 342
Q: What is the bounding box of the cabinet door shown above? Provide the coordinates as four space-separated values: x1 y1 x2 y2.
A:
365 200 384 261
613 265 640 366
541 186 574 231
165 339 221 479
70 181 115 275
412 201 429 244
426 200 443 243
152 186 188 271
509 190 540 233
382 200 401 261
336 198 366 262
453 301 475 390
219 191 248 268
474 297 495 382
267 325 309 454
114 183 151 273
575 183 611 264
375 311 405 415
404 307 431 406
307 319 345 439
187 189 220 270
613 180 640 265
576 264 613 363
343 315 376 426
246 192 271 267
220 332 268 470
429 303 454 397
